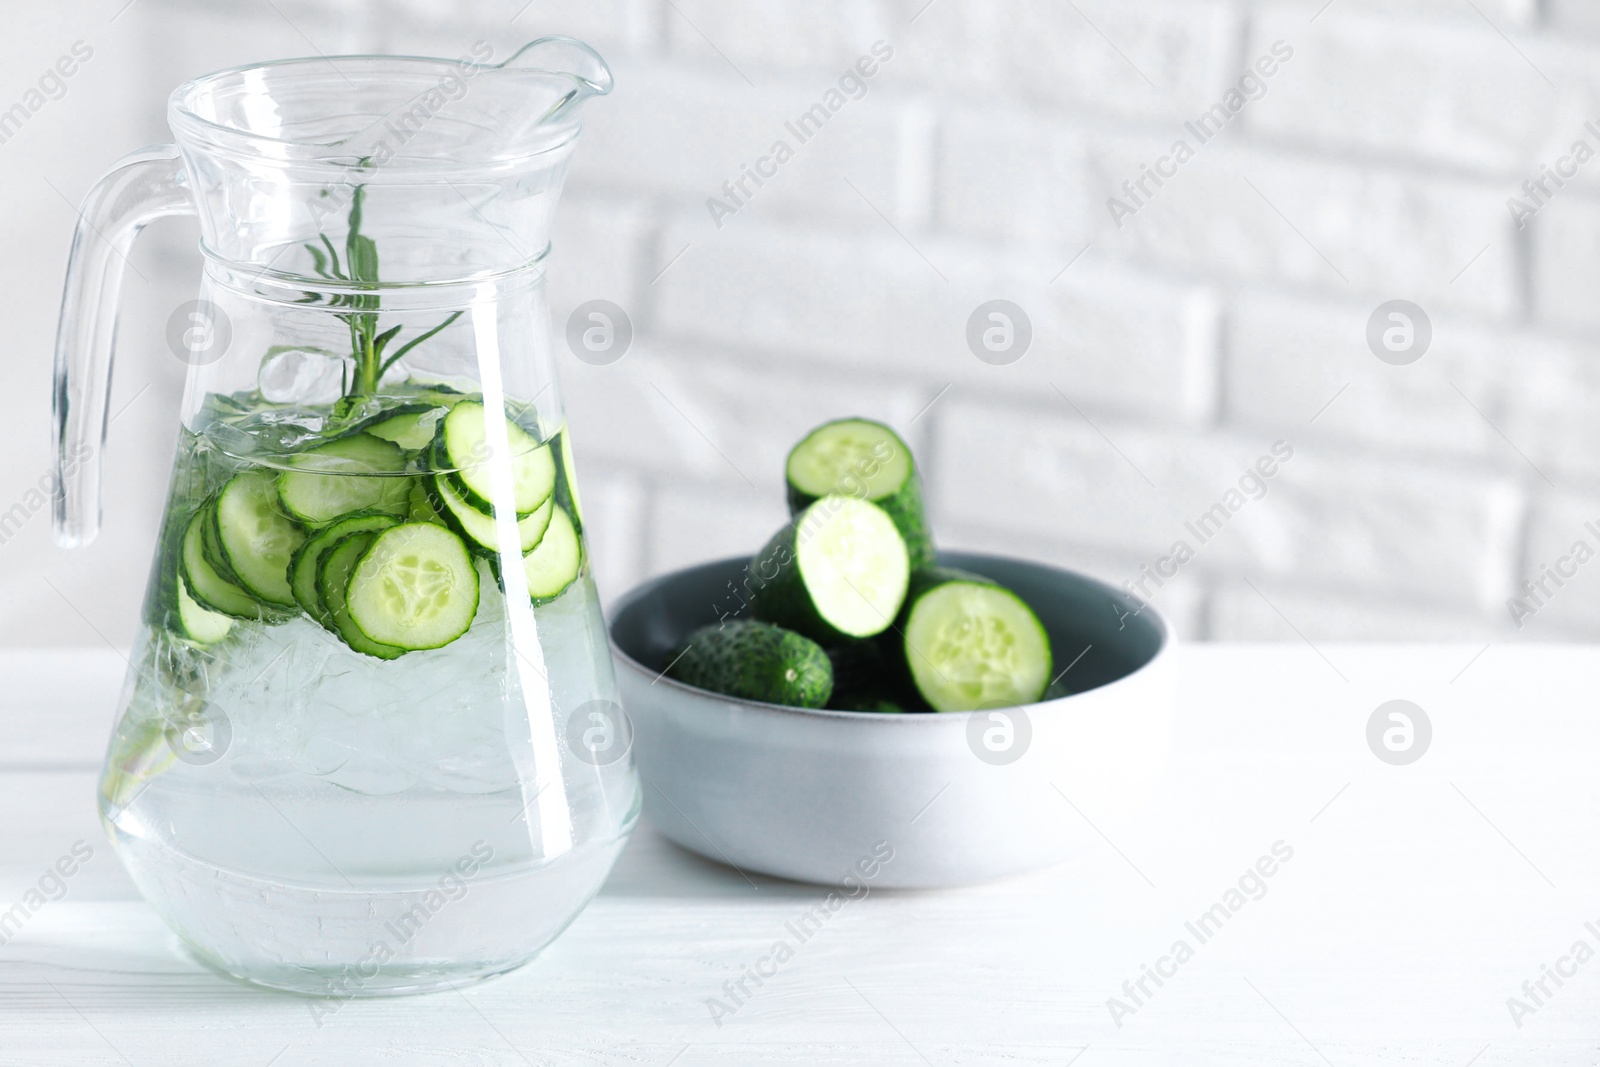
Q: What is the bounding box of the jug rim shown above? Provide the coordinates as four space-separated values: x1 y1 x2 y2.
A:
167 44 611 171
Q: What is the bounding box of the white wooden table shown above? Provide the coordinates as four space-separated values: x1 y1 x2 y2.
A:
1 645 1596 1065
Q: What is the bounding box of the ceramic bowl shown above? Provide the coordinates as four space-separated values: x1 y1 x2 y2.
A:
609 552 1173 888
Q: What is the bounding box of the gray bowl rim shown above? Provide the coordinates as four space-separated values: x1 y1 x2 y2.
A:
607 551 1171 725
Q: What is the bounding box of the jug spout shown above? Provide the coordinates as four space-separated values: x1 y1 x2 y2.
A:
500 36 614 119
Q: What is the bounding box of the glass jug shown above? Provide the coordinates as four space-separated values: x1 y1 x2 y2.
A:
51 38 640 995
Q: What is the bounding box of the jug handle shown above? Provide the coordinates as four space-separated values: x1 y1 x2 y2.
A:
52 144 194 548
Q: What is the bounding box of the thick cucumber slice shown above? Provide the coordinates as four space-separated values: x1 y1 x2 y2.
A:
519 506 582 601
901 567 1052 713
318 533 407 660
176 575 236 644
785 418 933 568
182 508 261 619
277 433 412 525
435 401 555 516
345 523 479 651
215 471 306 606
750 495 910 643
427 474 553 554
667 621 833 708
290 511 398 627
366 406 446 451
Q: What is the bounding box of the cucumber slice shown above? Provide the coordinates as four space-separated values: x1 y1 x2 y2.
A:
215 471 306 606
180 508 261 620
435 401 555 516
427 474 553 555
667 621 833 708
554 430 583 525
786 418 933 568
901 567 1052 713
750 495 910 643
277 433 412 525
290 511 399 627
408 479 444 524
317 532 407 660
366 407 446 451
345 523 479 651
176 572 237 643
519 506 582 601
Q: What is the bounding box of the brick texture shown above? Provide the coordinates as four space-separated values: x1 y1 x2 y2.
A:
6 0 1600 644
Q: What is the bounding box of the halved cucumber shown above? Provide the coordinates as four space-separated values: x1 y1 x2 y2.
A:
215 471 306 606
427 474 553 555
181 508 261 619
901 567 1052 713
318 532 407 660
750 495 910 643
519 506 582 601
277 433 412 525
786 418 933 568
366 406 447 451
345 523 479 651
176 574 236 643
290 511 398 627
434 401 555 516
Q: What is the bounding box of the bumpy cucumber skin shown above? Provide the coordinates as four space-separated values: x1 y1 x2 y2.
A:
897 566 1053 713
824 638 928 713
784 419 934 569
667 621 834 709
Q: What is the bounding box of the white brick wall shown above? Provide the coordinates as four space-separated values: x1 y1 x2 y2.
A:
7 0 1600 645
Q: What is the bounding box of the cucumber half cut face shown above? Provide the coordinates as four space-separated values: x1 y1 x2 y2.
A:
786 418 913 502
904 581 1052 713
795 495 910 639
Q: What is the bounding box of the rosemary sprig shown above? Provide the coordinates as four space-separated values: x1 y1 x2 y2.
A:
299 182 461 398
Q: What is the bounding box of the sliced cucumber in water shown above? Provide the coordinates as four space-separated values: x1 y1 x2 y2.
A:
786 417 933 568
181 508 261 619
900 567 1052 713
518 506 582 601
750 495 910 643
318 532 407 660
277 433 411 525
427 474 553 554
176 575 236 643
408 479 444 524
345 523 479 651
290 511 398 627
435 401 555 516
215 472 305 607
366 406 445 451
554 430 583 525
